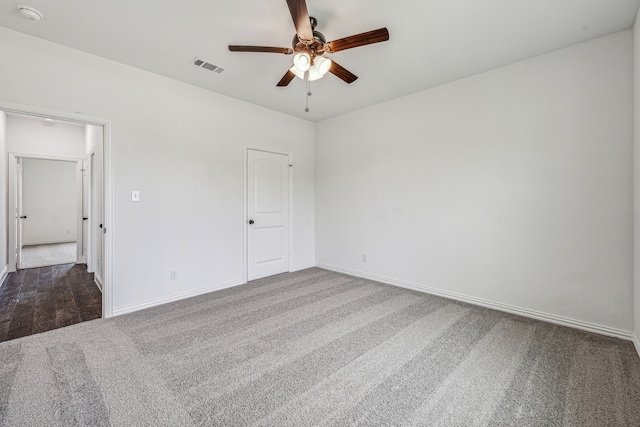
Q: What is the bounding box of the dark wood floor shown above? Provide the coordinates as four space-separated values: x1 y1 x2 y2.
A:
0 263 102 343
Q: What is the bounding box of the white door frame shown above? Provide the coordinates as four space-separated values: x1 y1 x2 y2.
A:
8 153 83 270
1 101 114 318
243 146 293 284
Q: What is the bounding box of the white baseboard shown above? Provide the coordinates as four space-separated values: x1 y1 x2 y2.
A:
94 274 103 292
112 278 245 317
290 262 316 272
633 333 640 360
0 265 8 289
317 263 633 341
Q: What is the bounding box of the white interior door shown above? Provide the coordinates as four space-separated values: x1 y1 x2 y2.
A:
90 153 97 275
247 149 290 281
16 158 24 269
82 156 92 270
82 157 89 269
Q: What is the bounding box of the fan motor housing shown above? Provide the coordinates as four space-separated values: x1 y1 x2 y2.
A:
292 17 327 55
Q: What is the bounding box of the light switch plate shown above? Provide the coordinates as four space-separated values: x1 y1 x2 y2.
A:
131 190 140 202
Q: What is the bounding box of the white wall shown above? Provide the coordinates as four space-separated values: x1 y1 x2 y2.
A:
6 115 85 159
0 111 7 282
633 9 640 349
86 125 104 284
316 31 633 334
21 158 78 245
0 27 315 315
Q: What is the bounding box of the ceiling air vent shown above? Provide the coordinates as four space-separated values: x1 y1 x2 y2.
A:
191 57 225 74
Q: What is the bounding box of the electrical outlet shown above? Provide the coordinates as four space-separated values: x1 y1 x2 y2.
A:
362 253 368 262
170 270 178 280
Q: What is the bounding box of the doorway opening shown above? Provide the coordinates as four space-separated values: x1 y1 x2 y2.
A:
12 155 83 270
0 105 112 341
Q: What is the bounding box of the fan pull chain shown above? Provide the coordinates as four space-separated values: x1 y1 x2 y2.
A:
305 79 311 112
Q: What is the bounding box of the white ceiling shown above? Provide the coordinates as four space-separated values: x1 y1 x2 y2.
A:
0 0 638 122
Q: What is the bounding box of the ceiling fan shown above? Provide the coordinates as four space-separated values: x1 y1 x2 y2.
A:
228 0 389 87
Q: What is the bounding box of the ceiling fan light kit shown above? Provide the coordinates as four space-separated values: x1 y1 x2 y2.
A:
292 53 331 82
314 56 331 75
308 59 331 82
289 65 306 79
293 52 311 72
228 0 389 111
308 67 322 82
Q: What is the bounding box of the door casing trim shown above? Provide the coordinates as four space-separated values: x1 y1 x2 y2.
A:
0 101 114 318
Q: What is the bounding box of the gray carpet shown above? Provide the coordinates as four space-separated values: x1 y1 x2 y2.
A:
20 242 77 269
1 268 639 426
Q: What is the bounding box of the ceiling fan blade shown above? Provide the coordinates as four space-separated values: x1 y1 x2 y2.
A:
277 70 296 87
326 28 389 53
286 0 313 40
329 61 358 84
229 45 294 55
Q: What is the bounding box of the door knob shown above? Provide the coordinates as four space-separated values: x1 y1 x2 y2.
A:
249 219 254 224
20 215 27 219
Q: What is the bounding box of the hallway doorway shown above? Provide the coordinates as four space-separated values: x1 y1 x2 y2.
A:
14 155 82 270
0 103 113 318
0 109 108 337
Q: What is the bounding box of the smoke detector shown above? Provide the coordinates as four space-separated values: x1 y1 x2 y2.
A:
18 5 43 21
